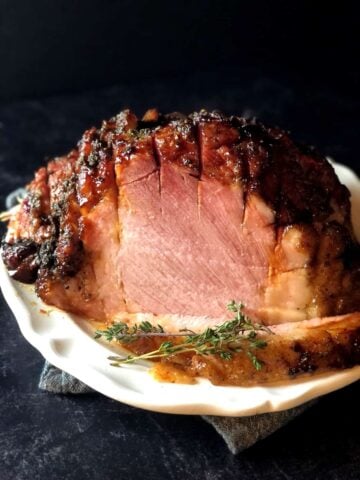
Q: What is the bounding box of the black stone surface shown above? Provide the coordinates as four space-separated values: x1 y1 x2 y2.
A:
0 74 359 480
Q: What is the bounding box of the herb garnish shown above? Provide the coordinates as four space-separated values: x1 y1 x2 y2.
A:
94 301 272 370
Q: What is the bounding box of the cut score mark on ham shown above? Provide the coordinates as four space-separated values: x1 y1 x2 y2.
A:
2 108 360 385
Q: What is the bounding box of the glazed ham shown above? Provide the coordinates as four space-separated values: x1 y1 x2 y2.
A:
2 109 360 384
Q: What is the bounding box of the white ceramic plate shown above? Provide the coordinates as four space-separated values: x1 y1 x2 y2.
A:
1 162 360 417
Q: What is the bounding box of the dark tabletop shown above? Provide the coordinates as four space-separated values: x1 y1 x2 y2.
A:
0 73 359 480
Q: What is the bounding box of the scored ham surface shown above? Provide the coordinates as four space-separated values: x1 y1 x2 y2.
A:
2 109 360 384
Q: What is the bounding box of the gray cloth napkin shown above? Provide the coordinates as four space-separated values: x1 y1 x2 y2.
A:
39 361 314 454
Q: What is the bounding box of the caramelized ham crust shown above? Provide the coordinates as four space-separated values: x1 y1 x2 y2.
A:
2 109 360 385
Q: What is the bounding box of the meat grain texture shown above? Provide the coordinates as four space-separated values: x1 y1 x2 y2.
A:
2 109 360 385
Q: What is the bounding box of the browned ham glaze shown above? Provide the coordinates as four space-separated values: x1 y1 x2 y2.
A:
2 109 360 384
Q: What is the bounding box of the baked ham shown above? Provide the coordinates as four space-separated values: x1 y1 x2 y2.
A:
2 109 360 385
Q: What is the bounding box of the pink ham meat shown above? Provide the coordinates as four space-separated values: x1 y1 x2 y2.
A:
2 108 360 384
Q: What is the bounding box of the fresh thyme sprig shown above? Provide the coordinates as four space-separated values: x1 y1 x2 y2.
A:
94 321 166 343
94 301 272 371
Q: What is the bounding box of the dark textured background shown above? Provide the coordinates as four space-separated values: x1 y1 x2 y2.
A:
0 1 359 101
0 1 359 479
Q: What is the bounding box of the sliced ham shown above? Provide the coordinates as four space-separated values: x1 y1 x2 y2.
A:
2 108 360 384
